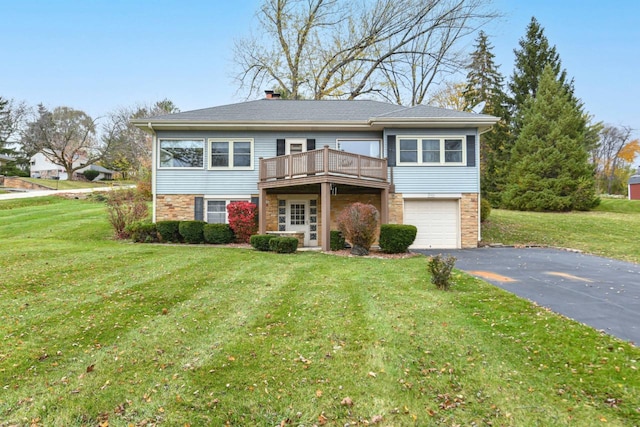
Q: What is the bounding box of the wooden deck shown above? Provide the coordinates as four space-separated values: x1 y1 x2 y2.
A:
259 146 388 184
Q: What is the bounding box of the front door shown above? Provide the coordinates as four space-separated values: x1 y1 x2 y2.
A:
287 200 318 246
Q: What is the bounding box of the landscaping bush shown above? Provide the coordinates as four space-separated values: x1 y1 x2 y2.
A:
250 234 276 251
268 236 298 253
156 220 181 243
330 230 346 251
428 255 457 290
105 188 149 239
125 221 159 243
82 169 100 181
204 223 235 244
179 220 206 244
481 198 491 222
379 224 417 253
227 201 258 243
337 202 379 256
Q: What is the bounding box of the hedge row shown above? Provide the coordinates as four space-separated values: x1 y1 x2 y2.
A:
250 234 298 253
130 220 236 245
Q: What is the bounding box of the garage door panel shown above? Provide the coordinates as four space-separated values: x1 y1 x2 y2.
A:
405 200 459 249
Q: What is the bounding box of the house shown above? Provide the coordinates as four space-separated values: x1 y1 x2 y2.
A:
629 167 640 200
29 150 114 181
131 94 497 250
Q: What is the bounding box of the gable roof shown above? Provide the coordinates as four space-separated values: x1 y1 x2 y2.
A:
629 169 640 185
131 99 498 132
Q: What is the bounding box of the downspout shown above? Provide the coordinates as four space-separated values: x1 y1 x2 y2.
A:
149 122 157 223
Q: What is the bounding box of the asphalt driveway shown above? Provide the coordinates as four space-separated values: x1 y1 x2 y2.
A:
416 247 640 345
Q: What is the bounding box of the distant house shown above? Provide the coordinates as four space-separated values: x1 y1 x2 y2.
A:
29 150 114 180
629 168 640 200
131 93 498 250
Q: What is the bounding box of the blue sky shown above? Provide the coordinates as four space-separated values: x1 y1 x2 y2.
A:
2 0 639 143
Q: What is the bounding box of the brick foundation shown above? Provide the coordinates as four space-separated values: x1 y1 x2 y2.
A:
155 194 200 221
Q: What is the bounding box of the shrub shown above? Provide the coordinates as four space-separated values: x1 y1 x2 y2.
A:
268 236 298 253
105 188 149 239
156 220 181 243
480 198 491 222
82 169 100 181
427 255 457 290
179 220 206 244
136 169 152 201
125 221 159 243
227 201 258 243
330 230 346 251
250 234 276 251
204 223 235 244
379 224 417 253
337 203 379 256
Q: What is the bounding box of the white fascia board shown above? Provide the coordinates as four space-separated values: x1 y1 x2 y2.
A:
402 193 462 199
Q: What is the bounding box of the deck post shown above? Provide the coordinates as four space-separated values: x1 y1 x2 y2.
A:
380 187 389 224
259 187 267 234
323 145 330 175
321 181 331 251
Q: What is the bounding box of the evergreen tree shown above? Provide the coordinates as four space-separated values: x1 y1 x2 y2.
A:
463 31 511 206
502 65 598 212
509 17 573 132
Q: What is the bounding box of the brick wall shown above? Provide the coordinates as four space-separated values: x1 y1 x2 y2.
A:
155 194 199 221
388 193 404 224
460 193 479 248
3 177 52 190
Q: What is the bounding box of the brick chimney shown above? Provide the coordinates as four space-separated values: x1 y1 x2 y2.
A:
264 90 281 99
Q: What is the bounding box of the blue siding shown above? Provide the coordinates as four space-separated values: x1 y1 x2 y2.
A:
383 128 480 194
155 130 382 195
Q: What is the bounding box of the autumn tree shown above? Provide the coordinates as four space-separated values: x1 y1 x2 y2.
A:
427 81 470 111
503 65 598 211
234 0 496 105
462 30 511 206
102 99 179 179
22 105 109 180
591 125 640 194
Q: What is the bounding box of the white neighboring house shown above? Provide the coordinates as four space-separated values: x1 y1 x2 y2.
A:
29 151 114 181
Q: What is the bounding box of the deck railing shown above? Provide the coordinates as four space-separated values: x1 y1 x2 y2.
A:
259 145 388 182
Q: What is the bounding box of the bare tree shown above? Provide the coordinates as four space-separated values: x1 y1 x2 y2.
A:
22 105 109 180
102 99 180 178
234 0 496 104
0 97 29 148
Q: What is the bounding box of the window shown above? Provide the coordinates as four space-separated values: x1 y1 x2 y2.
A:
158 139 204 168
336 139 382 158
397 136 465 165
208 139 253 169
205 198 249 223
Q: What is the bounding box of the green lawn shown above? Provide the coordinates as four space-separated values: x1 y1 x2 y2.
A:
482 198 640 264
1 197 639 426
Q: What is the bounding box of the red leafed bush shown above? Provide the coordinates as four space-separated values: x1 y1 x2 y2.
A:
227 201 258 243
337 202 379 255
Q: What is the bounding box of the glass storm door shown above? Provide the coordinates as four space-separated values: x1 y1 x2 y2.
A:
287 200 310 246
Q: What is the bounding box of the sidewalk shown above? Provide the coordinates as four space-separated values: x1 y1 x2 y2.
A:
0 186 130 200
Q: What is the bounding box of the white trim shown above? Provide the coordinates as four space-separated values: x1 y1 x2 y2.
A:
157 138 205 169
151 133 157 222
396 135 466 166
285 138 307 155
402 193 462 199
207 138 254 170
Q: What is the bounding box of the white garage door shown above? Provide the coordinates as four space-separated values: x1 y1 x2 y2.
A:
404 199 460 249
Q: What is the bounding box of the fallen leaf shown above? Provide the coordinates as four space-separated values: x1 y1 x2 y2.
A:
315 390 323 398
371 415 383 424
341 397 354 406
86 364 95 373
318 413 328 425
368 371 377 378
